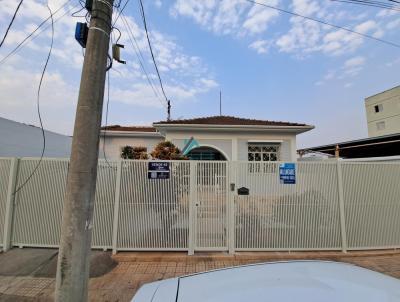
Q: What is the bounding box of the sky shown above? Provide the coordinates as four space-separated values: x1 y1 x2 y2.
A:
0 0 399 148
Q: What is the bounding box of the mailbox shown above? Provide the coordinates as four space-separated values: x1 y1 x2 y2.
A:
237 187 249 195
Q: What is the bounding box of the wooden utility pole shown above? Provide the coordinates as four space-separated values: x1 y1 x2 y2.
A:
55 0 113 301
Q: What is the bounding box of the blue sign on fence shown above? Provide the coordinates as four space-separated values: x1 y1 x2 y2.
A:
148 162 170 179
279 163 296 184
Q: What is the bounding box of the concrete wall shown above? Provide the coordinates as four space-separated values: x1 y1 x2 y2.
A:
365 86 400 137
0 117 71 158
99 134 164 159
166 130 298 162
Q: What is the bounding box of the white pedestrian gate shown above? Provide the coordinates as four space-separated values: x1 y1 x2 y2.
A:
193 162 229 251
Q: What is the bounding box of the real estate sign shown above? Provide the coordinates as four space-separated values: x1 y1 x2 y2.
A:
279 163 296 184
148 162 170 179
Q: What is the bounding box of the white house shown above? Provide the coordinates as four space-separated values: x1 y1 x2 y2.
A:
100 116 314 161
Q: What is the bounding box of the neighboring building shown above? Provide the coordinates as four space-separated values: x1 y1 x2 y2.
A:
298 85 400 160
298 133 400 160
0 116 72 158
100 116 314 161
365 85 400 137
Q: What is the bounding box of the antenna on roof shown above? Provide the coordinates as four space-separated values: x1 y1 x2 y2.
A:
219 90 222 116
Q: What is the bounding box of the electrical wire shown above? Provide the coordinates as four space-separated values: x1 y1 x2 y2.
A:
102 32 115 169
113 0 131 27
102 70 113 168
244 0 400 49
120 12 166 108
330 0 400 11
0 0 24 48
343 0 400 7
71 5 87 17
114 0 123 8
14 3 54 195
0 0 75 66
113 26 122 43
138 0 169 103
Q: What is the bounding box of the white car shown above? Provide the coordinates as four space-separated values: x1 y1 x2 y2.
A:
131 260 400 302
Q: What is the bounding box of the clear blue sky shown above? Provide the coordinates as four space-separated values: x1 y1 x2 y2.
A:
0 0 399 148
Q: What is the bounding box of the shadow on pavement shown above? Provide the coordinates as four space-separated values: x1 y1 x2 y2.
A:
0 248 117 278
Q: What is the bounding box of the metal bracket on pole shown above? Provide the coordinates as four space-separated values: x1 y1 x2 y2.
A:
3 158 20 251
112 160 122 254
188 161 196 255
336 160 348 253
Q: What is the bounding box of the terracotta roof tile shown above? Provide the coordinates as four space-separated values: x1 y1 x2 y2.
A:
101 125 157 132
154 116 309 127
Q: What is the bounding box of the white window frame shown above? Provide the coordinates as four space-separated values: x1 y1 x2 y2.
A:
376 121 385 131
374 104 383 113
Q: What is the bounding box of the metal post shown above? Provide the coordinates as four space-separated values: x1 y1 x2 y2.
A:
188 161 196 255
3 158 19 251
336 160 348 253
55 0 114 300
112 160 122 254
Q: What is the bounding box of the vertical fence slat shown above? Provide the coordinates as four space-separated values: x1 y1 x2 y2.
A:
188 161 195 255
112 160 122 254
336 160 348 253
2 158 18 251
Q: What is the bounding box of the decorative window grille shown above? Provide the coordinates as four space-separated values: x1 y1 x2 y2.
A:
248 143 280 173
248 144 280 162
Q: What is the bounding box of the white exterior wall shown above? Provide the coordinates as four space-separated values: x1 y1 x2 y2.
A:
99 134 164 160
165 130 298 161
365 86 400 137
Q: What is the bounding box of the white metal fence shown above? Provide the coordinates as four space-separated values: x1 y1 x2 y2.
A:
0 158 12 247
0 157 400 254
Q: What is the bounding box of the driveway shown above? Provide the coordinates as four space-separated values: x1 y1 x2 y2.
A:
0 249 400 301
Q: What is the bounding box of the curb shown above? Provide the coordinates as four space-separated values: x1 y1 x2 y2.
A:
112 249 400 263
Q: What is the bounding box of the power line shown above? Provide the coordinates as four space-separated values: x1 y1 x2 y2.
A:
14 3 55 195
0 0 75 66
113 0 131 26
102 69 112 167
112 1 168 110
138 0 170 109
0 0 24 48
119 12 166 108
102 31 116 168
245 0 400 49
330 0 400 11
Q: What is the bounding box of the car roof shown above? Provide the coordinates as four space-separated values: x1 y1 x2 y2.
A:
133 261 400 302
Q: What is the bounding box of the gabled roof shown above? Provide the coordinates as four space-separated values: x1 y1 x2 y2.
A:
154 115 310 127
101 125 157 132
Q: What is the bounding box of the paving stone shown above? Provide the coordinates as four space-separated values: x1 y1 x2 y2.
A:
2 250 400 302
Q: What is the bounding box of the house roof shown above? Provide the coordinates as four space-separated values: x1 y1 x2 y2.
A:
153 116 309 127
298 133 400 159
101 125 157 132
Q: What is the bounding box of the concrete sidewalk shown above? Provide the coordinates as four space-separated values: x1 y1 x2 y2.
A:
1 249 400 301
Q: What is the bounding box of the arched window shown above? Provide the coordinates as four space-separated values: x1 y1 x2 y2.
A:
187 146 227 160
